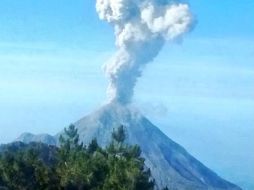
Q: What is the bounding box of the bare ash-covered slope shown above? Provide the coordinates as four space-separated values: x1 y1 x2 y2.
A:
17 103 241 190
69 103 241 190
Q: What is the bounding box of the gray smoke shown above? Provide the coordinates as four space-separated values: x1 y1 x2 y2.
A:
96 0 194 104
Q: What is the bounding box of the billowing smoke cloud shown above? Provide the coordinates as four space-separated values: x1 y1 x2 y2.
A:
96 0 194 105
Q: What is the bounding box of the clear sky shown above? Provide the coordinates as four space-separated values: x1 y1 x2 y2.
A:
0 0 253 189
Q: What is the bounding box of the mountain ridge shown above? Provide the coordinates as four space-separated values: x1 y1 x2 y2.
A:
15 103 241 190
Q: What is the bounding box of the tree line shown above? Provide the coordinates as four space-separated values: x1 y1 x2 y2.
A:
0 125 168 190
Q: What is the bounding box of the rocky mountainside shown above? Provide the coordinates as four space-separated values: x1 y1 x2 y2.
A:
16 103 241 190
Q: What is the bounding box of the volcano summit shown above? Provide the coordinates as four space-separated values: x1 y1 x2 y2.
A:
17 103 241 190
13 0 242 189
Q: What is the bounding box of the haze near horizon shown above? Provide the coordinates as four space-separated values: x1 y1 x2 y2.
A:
0 0 253 189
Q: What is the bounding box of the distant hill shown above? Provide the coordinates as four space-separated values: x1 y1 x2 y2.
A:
16 133 56 145
16 103 241 190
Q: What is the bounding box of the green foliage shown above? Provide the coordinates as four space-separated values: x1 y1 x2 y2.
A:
112 125 126 144
0 145 59 190
104 128 154 190
57 125 97 189
59 124 83 151
0 125 157 190
88 138 99 154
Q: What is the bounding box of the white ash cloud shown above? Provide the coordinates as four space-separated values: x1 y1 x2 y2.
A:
96 0 194 104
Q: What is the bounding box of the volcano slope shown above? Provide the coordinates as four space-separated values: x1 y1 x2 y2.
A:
17 103 241 190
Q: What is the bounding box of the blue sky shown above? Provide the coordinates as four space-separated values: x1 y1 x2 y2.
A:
0 0 253 189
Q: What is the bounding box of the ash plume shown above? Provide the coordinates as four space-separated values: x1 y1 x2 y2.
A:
96 0 194 105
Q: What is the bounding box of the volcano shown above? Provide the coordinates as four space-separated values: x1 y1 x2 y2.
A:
17 103 241 190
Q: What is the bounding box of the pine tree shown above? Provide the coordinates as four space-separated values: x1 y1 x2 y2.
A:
0 125 158 190
112 125 126 144
88 138 99 154
0 146 59 190
104 126 154 190
59 124 83 151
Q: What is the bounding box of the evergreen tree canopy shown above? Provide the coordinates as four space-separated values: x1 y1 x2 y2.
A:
112 125 126 144
0 125 158 190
